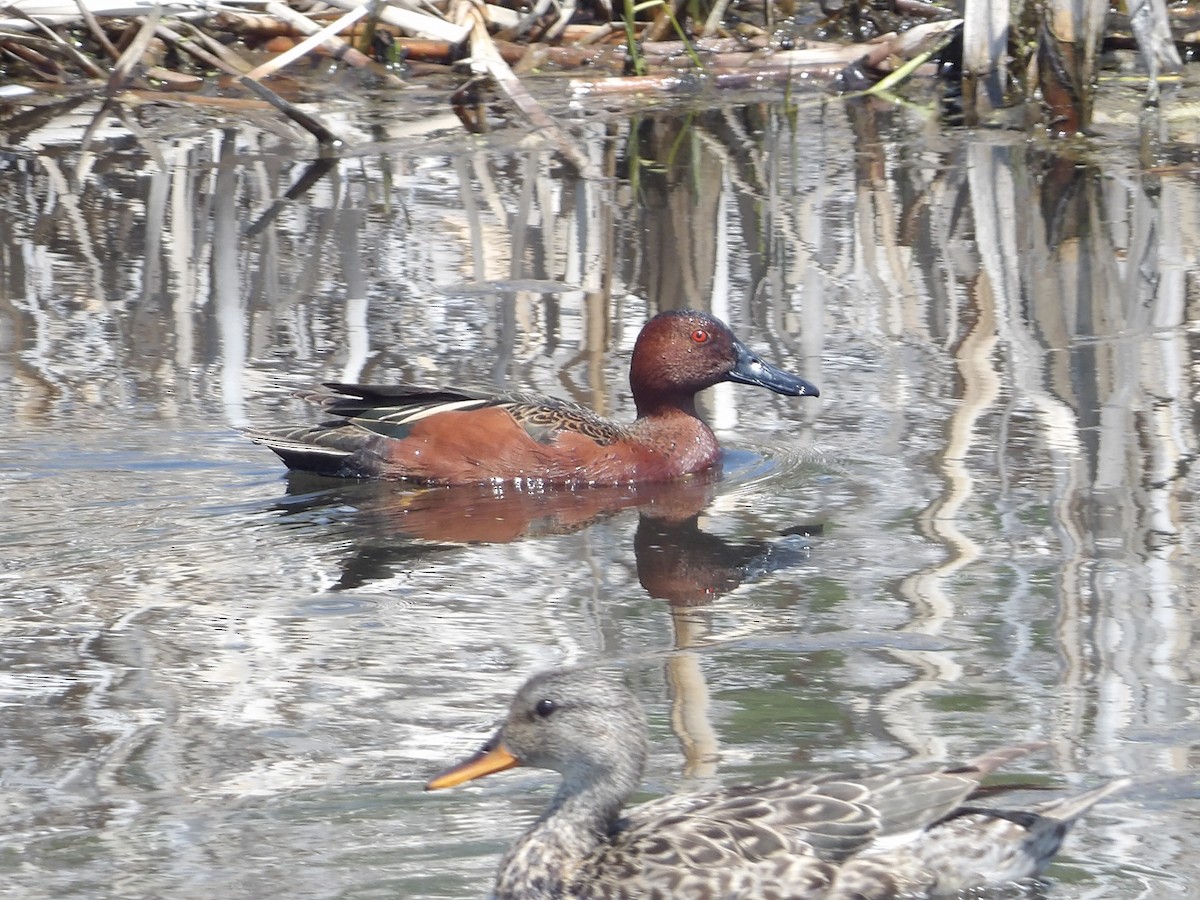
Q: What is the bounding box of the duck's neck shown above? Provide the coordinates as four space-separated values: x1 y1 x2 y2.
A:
494 763 640 900
625 401 720 479
633 389 699 420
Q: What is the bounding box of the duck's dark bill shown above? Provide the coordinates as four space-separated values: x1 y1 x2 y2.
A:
728 340 819 397
426 741 519 790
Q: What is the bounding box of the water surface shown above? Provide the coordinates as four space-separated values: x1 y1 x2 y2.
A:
2 84 1199 897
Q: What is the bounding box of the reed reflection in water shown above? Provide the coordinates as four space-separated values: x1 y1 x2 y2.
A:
0 95 1198 897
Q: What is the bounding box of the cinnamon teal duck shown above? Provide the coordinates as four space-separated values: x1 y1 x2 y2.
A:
426 667 1127 899
247 309 819 485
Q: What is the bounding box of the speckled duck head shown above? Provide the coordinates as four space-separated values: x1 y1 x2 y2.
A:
426 667 647 803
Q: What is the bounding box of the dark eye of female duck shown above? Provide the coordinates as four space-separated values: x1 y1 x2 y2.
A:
690 328 711 344
534 698 557 718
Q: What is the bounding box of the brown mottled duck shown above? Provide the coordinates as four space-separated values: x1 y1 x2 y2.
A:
426 667 1126 899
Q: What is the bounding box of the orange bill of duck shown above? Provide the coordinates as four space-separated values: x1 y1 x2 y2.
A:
426 738 520 790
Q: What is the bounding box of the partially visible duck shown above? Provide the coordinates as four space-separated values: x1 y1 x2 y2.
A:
426 666 1127 899
246 309 818 486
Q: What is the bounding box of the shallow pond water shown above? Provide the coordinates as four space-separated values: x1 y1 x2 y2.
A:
2 79 1200 898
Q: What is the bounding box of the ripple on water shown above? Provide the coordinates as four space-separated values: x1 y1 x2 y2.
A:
292 593 382 617
717 445 832 498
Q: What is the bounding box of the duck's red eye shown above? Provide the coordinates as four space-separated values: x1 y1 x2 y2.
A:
690 329 711 344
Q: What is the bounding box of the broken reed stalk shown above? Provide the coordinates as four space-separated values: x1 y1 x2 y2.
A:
244 3 369 79
180 19 255 72
570 20 965 94
263 1 403 84
3 2 107 77
892 0 957 19
570 65 846 94
860 18 963 74
320 0 469 44
1 37 62 79
491 0 553 42
542 0 574 41
701 0 732 38
80 11 162 160
106 8 161 98
864 19 961 95
574 22 619 46
238 75 342 144
153 22 343 145
456 0 599 178
72 0 120 60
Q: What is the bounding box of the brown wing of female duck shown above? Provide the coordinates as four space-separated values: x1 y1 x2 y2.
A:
570 753 1028 898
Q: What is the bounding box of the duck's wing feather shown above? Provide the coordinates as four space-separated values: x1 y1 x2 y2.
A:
576 745 1053 898
309 382 626 446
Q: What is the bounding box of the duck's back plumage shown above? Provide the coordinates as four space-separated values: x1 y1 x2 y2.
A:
558 746 1088 898
305 383 627 446
247 382 631 481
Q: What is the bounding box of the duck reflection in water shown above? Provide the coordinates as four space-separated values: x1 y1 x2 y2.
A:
275 465 817 602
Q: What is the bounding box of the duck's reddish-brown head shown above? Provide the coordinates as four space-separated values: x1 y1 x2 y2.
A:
628 309 819 415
